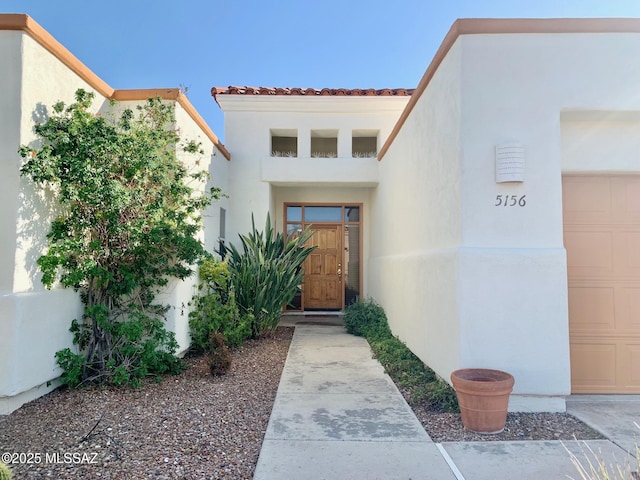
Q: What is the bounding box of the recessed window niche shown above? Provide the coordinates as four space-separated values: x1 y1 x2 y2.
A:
352 129 378 158
271 129 298 157
311 129 338 158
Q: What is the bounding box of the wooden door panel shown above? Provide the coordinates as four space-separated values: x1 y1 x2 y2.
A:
306 279 323 301
324 254 338 273
325 278 339 301
309 254 322 274
303 225 342 309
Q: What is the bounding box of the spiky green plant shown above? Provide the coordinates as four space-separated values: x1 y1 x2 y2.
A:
227 213 316 337
0 461 13 480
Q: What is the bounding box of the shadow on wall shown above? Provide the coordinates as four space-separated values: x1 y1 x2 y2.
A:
15 103 59 289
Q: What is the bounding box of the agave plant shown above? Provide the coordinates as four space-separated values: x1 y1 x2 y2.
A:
227 213 316 337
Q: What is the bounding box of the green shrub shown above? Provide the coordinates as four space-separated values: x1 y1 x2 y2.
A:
369 336 436 389
344 299 459 413
54 348 85 388
189 291 251 350
56 306 184 387
344 298 391 338
227 213 316 337
199 255 231 303
0 461 12 480
411 381 460 412
189 257 252 350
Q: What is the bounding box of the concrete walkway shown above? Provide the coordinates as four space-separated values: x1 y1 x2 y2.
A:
254 325 638 480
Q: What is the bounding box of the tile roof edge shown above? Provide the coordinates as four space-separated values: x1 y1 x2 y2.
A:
211 86 415 106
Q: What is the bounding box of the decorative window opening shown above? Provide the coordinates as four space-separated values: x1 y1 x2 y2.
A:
311 129 338 158
271 129 297 157
352 130 378 158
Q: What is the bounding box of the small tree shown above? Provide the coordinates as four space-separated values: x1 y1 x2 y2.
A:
19 89 222 386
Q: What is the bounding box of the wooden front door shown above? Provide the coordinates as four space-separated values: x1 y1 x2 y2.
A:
303 225 342 309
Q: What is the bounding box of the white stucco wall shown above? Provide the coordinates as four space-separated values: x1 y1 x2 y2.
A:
374 29 640 412
462 31 640 410
218 96 408 244
0 30 29 414
1 31 102 414
204 145 230 256
163 102 228 353
262 156 379 186
561 115 640 172
222 109 273 242
0 31 22 295
370 40 463 394
1 30 226 413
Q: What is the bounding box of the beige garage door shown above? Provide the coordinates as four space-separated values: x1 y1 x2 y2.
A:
563 175 640 393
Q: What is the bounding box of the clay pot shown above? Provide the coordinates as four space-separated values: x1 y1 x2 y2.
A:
450 368 514 434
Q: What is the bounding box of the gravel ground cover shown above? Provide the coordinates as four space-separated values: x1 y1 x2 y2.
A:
1 324 604 479
0 327 293 480
411 401 605 443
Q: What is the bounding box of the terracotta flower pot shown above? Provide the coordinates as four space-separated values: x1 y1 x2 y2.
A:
450 368 514 434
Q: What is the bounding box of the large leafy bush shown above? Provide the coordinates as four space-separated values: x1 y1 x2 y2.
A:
19 89 222 386
227 214 316 337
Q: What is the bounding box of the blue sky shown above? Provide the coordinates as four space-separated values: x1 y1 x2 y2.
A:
4 0 640 141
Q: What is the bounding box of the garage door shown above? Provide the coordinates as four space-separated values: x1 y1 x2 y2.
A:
563 175 640 393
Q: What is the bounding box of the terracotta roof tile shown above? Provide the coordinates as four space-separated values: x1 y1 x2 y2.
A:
211 86 414 105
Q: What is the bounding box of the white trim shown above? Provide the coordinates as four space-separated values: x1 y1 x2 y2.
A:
216 95 410 114
436 443 466 480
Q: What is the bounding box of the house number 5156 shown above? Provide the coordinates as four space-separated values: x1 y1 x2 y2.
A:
495 195 526 207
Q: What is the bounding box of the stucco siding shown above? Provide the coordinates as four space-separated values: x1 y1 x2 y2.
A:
375 30 640 411
1 30 226 412
370 41 463 381
452 34 571 407
457 248 569 390
0 31 22 294
224 111 272 242
17 32 104 293
220 97 407 243
166 102 228 353
562 117 640 173
1 31 101 414
455 31 640 406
